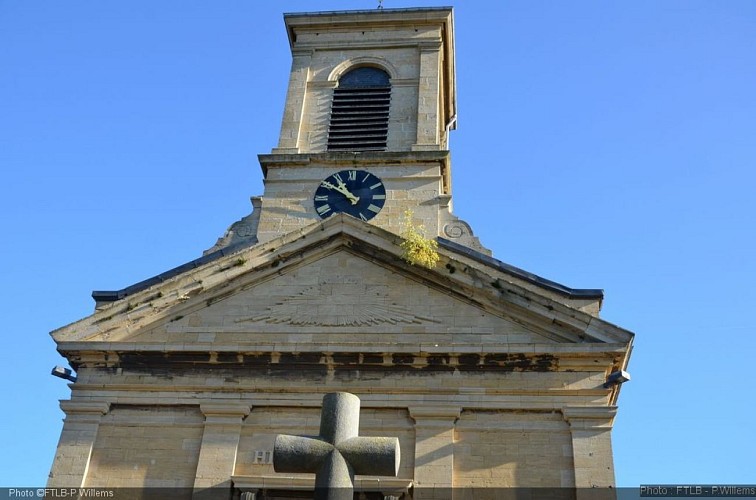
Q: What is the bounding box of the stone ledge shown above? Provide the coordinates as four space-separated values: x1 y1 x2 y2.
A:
232 474 412 493
57 341 629 355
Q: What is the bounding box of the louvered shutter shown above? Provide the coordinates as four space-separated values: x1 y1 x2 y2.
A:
327 67 391 152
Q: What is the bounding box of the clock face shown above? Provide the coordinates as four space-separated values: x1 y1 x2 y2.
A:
313 169 386 221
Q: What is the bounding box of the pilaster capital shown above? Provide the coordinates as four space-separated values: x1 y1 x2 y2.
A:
408 405 461 426
418 41 443 52
562 406 617 429
59 400 110 416
291 48 314 59
200 403 252 425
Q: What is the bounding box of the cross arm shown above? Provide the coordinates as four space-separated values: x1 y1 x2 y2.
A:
338 436 400 477
273 434 333 474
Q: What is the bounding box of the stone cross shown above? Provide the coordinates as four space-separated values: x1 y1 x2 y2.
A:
273 392 400 500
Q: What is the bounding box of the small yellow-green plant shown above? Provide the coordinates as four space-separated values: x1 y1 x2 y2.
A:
400 210 439 269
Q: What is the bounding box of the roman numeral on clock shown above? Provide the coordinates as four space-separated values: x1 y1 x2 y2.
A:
316 204 331 215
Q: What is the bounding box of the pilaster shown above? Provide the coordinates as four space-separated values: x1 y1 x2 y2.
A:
47 401 110 488
193 403 252 496
413 42 443 151
409 406 461 500
563 406 618 494
274 49 312 154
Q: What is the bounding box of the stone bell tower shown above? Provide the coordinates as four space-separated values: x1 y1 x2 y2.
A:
206 7 487 255
275 8 455 154
49 7 633 499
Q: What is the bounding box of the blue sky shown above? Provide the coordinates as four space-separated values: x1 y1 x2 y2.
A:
2 0 755 488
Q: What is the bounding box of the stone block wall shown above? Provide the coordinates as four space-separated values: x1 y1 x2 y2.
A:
52 395 606 494
253 159 445 244
295 47 422 153
453 411 575 489
276 13 450 154
83 406 203 488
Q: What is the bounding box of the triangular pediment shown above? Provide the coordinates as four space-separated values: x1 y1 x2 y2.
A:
124 248 557 346
52 215 633 352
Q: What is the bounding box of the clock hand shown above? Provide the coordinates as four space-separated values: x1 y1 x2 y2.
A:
322 180 360 205
333 178 361 205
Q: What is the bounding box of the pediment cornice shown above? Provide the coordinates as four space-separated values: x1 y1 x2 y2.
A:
52 215 633 353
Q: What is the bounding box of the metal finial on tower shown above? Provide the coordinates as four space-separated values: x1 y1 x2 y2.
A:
378 0 384 9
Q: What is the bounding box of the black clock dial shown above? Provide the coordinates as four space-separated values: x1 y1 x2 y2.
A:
313 169 386 221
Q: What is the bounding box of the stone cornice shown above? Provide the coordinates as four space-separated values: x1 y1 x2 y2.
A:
56 343 626 376
56 341 630 354
56 394 614 415
257 150 450 177
53 214 632 373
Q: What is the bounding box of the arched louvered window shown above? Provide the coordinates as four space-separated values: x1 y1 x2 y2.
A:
327 67 391 152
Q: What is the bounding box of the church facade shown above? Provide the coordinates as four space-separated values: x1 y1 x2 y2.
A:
48 8 634 499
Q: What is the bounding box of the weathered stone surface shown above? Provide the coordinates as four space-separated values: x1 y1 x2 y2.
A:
47 6 633 495
274 393 400 500
48 214 632 491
